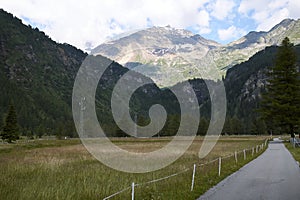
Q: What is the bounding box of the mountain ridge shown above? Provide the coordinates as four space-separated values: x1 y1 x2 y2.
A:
0 9 180 137
93 18 300 87
1 8 299 137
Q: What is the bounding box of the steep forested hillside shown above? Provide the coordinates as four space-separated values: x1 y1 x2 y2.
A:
1 8 299 137
0 9 180 137
0 9 87 136
184 45 300 134
224 44 300 134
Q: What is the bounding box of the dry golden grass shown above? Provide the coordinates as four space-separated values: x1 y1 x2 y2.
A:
0 136 269 200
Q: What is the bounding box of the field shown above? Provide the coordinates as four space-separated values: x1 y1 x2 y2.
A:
0 136 268 200
285 140 300 163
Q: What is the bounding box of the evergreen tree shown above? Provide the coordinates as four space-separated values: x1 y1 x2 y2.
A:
56 122 64 140
36 125 45 138
231 117 243 134
1 103 19 143
197 117 209 136
222 117 232 135
161 114 180 136
259 37 300 136
250 118 267 135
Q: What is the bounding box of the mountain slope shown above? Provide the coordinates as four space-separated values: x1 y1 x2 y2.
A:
1 8 299 137
0 9 180 137
212 18 300 70
93 19 300 87
0 9 87 135
92 26 221 87
182 44 300 133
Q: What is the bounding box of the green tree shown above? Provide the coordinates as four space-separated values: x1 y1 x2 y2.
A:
250 118 267 135
259 37 300 136
161 114 180 136
222 117 232 135
56 122 64 140
64 120 76 138
36 125 45 138
1 103 19 143
231 117 243 134
197 117 209 136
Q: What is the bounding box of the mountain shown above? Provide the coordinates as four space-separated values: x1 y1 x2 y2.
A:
1 8 299 137
93 19 300 87
181 44 300 134
211 18 300 70
0 9 180 137
224 44 300 133
92 26 221 87
0 9 87 136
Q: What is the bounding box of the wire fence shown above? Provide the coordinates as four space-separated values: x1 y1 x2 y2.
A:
290 138 300 147
103 138 270 200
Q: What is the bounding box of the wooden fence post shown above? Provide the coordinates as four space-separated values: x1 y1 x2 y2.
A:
131 182 135 200
218 157 221 176
191 164 196 191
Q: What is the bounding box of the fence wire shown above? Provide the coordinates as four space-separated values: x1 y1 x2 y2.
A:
103 138 269 200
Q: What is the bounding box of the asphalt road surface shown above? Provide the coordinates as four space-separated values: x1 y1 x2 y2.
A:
198 139 300 200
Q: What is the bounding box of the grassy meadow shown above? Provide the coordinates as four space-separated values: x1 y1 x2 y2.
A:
285 140 300 163
0 136 268 200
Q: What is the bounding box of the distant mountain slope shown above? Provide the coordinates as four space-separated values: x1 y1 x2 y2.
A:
92 26 221 87
224 44 300 119
211 18 300 71
182 44 300 133
93 19 300 87
1 8 299 137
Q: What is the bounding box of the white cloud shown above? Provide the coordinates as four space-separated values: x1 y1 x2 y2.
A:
287 1 300 19
199 27 212 35
196 9 211 27
218 25 246 41
0 0 211 51
1 0 300 50
192 9 211 34
238 0 271 16
238 0 299 32
209 0 236 20
255 8 289 31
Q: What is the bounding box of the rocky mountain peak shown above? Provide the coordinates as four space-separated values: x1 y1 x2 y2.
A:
91 26 223 87
146 25 194 38
92 19 300 87
270 18 295 32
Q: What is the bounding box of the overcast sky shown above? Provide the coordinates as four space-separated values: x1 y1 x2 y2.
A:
1 0 300 51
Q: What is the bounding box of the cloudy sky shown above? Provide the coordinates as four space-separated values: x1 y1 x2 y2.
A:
1 0 300 51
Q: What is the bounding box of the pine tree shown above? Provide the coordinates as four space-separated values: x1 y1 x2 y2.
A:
259 37 300 136
222 117 232 135
250 118 267 135
231 117 243 134
197 117 209 136
1 103 19 143
162 114 180 136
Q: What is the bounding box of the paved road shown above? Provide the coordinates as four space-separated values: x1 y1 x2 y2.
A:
198 139 300 200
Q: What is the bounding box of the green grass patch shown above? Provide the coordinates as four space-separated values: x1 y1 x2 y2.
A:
284 142 300 162
0 136 268 200
0 139 81 153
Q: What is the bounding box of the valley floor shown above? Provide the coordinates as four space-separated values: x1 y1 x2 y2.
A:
0 136 268 199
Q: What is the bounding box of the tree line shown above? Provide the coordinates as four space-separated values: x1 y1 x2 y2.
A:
1 37 299 141
259 37 300 136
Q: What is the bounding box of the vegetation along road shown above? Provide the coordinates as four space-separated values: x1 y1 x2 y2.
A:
198 138 300 200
